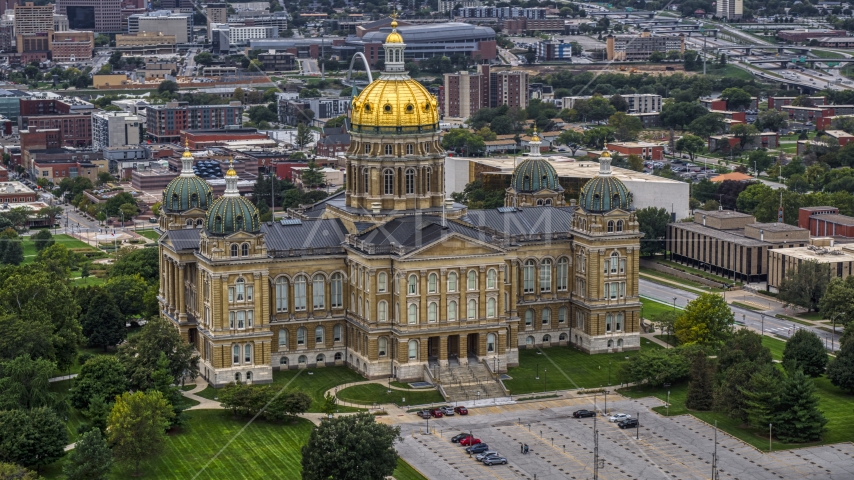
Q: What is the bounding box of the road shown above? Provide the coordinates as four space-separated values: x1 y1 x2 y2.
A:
301 59 319 75
640 278 843 351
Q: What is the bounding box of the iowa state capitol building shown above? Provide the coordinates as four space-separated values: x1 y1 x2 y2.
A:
157 20 642 387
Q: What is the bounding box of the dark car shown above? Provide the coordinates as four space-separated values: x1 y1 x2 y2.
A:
618 418 639 429
573 409 596 418
454 406 469 415
430 409 444 418
451 433 470 443
483 456 508 466
465 443 489 454
416 410 430 419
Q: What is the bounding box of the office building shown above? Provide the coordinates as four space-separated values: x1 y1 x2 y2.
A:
503 18 566 34
19 114 93 148
228 11 288 35
0 181 37 203
14 2 53 36
767 96 826 110
278 96 349 124
440 0 480 12
92 111 140 150
0 88 30 121
210 23 276 54
56 0 122 33
606 31 684 61
54 13 69 31
206 3 227 31
128 11 193 44
257 51 297 71
146 101 243 143
798 206 854 238
777 29 847 42
768 240 854 292
114 32 176 54
537 40 572 61
716 0 743 19
560 94 662 113
50 30 94 61
443 65 528 119
456 6 546 18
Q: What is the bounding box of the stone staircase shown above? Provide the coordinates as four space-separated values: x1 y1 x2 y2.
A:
436 362 506 403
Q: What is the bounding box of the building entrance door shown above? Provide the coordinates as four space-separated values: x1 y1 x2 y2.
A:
467 333 479 358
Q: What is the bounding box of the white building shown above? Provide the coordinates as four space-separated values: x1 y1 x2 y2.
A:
210 23 276 53
717 0 743 20
92 111 141 150
559 94 662 113
128 11 193 44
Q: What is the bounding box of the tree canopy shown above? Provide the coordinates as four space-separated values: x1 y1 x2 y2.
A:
674 293 734 346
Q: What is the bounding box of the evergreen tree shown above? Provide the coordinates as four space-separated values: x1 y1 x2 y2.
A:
772 369 827 443
741 363 783 429
686 352 714 411
80 288 125 351
827 339 854 393
63 428 112 480
783 329 828 377
301 161 325 189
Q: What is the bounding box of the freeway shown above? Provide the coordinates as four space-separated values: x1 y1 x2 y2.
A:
640 278 843 351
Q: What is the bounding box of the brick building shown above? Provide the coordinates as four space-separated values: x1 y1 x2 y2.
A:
181 128 270 149
147 101 243 143
443 65 528 119
503 18 565 34
19 115 92 147
50 30 94 61
606 142 663 160
708 132 779 152
798 206 854 238
777 29 848 42
0 181 37 203
0 165 7 182
767 96 826 110
315 123 350 157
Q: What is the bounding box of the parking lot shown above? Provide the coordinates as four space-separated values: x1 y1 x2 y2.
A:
396 396 854 480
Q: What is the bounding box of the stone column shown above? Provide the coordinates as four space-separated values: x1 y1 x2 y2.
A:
459 334 468 366
509 261 518 316
221 274 230 330
419 271 427 324
497 264 505 316
177 263 186 320
439 335 448 366
254 272 262 327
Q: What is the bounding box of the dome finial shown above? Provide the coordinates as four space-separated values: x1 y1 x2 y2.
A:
180 138 195 176
224 155 239 197
390 11 398 29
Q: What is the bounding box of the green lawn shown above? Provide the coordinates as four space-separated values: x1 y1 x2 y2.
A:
136 229 161 241
504 341 663 395
762 335 786 361
703 64 755 80
43 410 425 479
337 383 445 407
641 297 680 322
731 301 762 311
652 258 739 286
640 269 724 293
619 375 854 451
196 366 366 413
22 233 100 263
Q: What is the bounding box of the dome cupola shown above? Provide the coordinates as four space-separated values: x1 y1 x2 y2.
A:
511 157 562 193
204 157 261 235
162 140 213 212
578 154 633 213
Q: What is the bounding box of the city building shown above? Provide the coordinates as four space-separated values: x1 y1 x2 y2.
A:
0 165 7 182
666 210 810 283
560 94 662 113
14 2 53 36
50 30 94 61
443 66 528 119
210 23 276 54
456 6 546 18
128 11 193 44
249 37 343 59
503 18 566 34
24 148 107 183
777 29 848 42
54 13 69 31
315 122 350 157
0 181 37 204
227 11 288 36
256 51 297 71
606 142 664 160
92 111 141 150
158 23 644 388
440 0 480 12
0 88 28 120
56 0 122 33
537 40 573 61
114 32 176 54
277 96 349 124
205 3 227 39
767 239 854 292
767 96 826 110
19 114 93 147
708 132 779 152
716 0 743 19
781 105 834 123
628 112 661 128
817 37 854 48
797 206 854 238
147 101 243 143
182 128 270 149
606 31 684 61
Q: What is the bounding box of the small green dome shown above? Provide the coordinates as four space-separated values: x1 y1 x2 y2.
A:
163 176 213 212
579 175 633 212
511 158 562 193
205 196 261 235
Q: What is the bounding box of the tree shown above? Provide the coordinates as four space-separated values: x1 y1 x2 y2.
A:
618 347 691 387
0 408 67 473
818 276 854 327
107 391 174 476
627 154 644 172
688 113 726 138
636 206 669 256
325 115 347 128
157 80 178 95
783 330 828 377
37 206 62 227
295 122 313 148
609 94 629 112
110 247 159 284
741 363 784 429
301 413 402 480
117 316 199 391
0 229 24 265
674 293 734 346
450 180 505 210
660 101 708 130
827 339 854 393
685 351 714 410
608 112 643 141
36 243 74 278
778 259 830 312
791 95 815 107
81 264 90 283
720 87 753 111
648 51 665 62
30 229 54 252
584 95 616 123
772 369 827 443
675 135 706 161
557 130 583 155
108 51 122 68
63 428 112 480
729 123 760 150
755 109 789 132
0 356 55 411
0 462 37 479
70 356 127 411
193 52 213 66
748 150 775 177
105 274 150 320
301 161 325 189
581 126 615 148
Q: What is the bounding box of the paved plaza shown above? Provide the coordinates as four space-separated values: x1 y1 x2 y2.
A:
395 396 854 480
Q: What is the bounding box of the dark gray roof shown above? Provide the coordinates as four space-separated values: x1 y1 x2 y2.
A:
463 207 575 236
360 22 495 44
261 218 348 251
357 216 495 250
353 222 374 233
166 229 200 250
318 133 350 145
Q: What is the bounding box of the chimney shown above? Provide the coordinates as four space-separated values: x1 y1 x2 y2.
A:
371 201 381 214
702 214 706 226
760 229 764 241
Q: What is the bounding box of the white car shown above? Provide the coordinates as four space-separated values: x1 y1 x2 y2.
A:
608 413 631 423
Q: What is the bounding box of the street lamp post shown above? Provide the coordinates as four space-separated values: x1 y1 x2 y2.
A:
544 368 547 393
769 423 773 452
667 390 670 417
760 313 765 337
536 363 539 380
608 361 611 386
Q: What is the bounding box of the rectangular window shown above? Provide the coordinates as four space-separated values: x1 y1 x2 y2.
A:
276 283 288 312
603 260 609 274
620 282 626 298
247 310 253 327
294 282 307 311
246 285 253 301
619 259 626 274
331 280 342 308
228 287 234 302
237 311 245 329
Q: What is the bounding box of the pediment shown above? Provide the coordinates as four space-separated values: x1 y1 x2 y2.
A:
222 231 264 241
404 233 504 259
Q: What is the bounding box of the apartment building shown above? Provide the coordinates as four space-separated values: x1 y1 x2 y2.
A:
210 23 276 53
146 101 243 143
537 40 572 61
92 111 140 150
767 96 826 110
716 0 743 19
561 94 662 113
443 65 528 119
14 2 53 36
439 0 480 12
128 11 193 44
606 31 684 61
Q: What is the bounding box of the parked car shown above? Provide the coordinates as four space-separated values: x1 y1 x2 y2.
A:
618 418 639 429
466 443 489 454
440 406 455 416
608 413 631 423
416 410 431 419
454 406 469 415
475 450 499 461
460 436 482 447
451 433 470 443
573 409 596 418
430 409 444 418
483 456 508 466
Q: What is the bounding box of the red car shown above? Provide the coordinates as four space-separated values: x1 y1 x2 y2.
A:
430 409 443 418
459 436 481 447
454 406 468 415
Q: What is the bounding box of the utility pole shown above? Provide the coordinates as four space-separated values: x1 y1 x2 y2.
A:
593 408 600 480
712 420 719 480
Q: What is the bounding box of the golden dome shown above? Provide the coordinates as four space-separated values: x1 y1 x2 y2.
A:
385 17 403 43
226 155 236 177
601 151 611 157
350 78 439 131
531 127 540 143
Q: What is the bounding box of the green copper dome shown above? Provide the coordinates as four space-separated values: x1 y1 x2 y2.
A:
205 196 261 235
163 176 213 212
511 158 562 193
579 157 633 212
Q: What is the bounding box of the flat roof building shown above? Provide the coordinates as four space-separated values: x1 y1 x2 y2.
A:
768 241 854 291
606 31 684 61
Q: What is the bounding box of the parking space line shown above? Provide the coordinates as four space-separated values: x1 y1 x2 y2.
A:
418 431 521 480
508 421 612 480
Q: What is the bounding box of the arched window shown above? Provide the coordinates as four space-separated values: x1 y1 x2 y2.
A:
280 357 288 366
543 334 551 343
542 308 551 325
365 299 370 319
378 272 387 292
186 219 193 226
275 277 288 312
406 274 417 295
294 276 307 311
467 299 477 320
241 243 249 256
378 300 388 322
557 258 569 291
231 244 238 257
245 344 252 363
405 168 415 194
315 326 324 345
278 329 288 349
408 340 418 360
617 338 624 347
537 199 543 206
616 313 623 331
487 269 497 289
384 144 393 155
487 333 496 353
298 355 307 364
486 298 496 318
331 273 343 308
379 337 388 356
523 260 535 293
447 272 457 292
607 220 615 233
333 324 342 342
235 372 241 382
316 354 325 363
297 327 306 345
428 273 437 293
606 313 613 332
232 345 240 364
540 259 552 292
235 278 245 301
406 144 413 155
525 309 534 326
559 333 567 341
196 218 203 227
467 270 477 290
312 274 325 309
545 199 552 206
558 306 568 324
383 169 394 195
334 352 342 361
447 300 457 321
428 302 437 322
607 339 614 348
526 336 534 346
407 304 417 324
616 220 624 232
